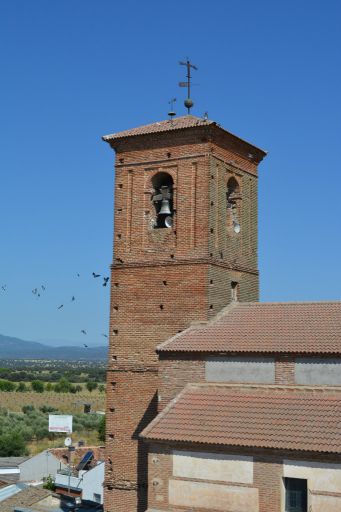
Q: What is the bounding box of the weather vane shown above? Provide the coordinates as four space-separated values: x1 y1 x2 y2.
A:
179 58 198 114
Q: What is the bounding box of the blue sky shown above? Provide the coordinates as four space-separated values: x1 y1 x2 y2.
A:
0 0 340 346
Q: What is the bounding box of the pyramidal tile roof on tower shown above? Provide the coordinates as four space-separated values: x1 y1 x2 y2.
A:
102 115 214 140
157 301 341 354
102 114 267 156
140 383 341 453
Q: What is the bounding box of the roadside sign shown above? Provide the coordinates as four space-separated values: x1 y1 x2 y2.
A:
48 414 73 433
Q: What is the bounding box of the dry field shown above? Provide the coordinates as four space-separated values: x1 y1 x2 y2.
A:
0 391 105 413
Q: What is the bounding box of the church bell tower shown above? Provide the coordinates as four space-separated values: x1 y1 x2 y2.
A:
102 114 266 512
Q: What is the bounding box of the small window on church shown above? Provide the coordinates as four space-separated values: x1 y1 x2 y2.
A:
151 172 174 229
227 177 241 234
231 281 239 301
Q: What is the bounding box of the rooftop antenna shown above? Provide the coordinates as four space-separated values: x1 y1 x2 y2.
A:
168 97 177 121
179 58 198 114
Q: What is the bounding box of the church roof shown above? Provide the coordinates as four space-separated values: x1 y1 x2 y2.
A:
102 115 214 140
157 301 341 354
102 115 267 158
141 383 341 453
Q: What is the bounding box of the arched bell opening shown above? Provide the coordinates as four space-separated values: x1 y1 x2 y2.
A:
151 172 174 229
226 177 241 234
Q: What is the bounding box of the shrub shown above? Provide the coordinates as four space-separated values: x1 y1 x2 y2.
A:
31 380 45 393
16 382 28 392
43 474 55 491
22 405 35 414
0 431 28 456
86 381 98 393
54 377 72 393
39 405 58 414
0 379 16 392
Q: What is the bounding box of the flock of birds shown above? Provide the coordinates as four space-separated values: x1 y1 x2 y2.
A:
1 272 110 346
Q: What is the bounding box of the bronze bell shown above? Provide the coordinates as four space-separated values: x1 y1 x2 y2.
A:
159 198 172 215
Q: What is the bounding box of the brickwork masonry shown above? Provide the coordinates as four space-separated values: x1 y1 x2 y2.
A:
103 122 263 512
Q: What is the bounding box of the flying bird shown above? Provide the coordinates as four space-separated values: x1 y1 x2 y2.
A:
1 285 7 292
71 296 75 302
103 277 109 287
57 304 64 309
76 273 80 277
41 285 46 291
83 343 88 348
32 288 38 295
81 330 87 335
101 334 108 338
92 272 101 278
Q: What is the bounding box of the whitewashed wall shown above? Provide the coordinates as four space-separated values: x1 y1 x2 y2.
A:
80 461 105 504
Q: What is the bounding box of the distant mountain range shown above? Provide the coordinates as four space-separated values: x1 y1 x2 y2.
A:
0 334 108 360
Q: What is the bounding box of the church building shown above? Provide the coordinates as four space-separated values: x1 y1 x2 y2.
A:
102 114 341 512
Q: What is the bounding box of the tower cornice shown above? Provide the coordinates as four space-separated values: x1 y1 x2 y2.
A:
102 115 267 164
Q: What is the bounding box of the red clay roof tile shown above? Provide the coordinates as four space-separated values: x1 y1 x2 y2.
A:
141 384 341 453
102 115 214 140
157 301 341 354
102 115 267 158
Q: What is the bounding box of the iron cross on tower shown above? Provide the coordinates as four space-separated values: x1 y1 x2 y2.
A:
179 59 198 114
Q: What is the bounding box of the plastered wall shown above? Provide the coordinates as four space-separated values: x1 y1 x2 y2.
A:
205 356 275 383
172 449 253 483
284 459 341 511
169 480 259 511
169 450 258 511
295 357 341 385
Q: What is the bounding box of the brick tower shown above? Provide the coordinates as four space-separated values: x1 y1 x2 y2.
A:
102 115 266 512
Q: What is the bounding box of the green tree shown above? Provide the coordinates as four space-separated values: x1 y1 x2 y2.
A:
0 432 28 456
86 381 98 393
98 415 105 442
0 379 16 391
54 377 71 393
16 382 28 392
31 380 45 393
98 384 105 393
22 405 35 414
39 405 58 414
